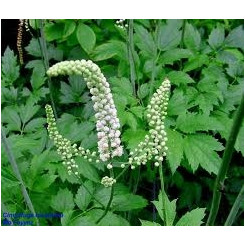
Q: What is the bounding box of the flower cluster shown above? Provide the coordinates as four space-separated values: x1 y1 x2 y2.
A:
115 19 128 29
45 104 98 175
101 176 116 188
127 78 171 169
47 60 123 165
17 19 24 65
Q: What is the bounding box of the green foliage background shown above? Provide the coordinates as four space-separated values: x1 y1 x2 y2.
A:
1 19 244 226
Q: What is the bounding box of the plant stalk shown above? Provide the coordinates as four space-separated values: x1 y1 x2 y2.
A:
1 128 39 226
159 162 168 226
128 19 136 97
206 95 244 225
38 19 57 119
95 168 115 224
225 184 244 226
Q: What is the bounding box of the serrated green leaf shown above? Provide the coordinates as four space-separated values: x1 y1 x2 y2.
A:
2 106 21 132
183 134 224 174
225 25 244 50
129 106 144 119
166 129 184 174
140 220 161 226
175 208 206 226
51 188 75 212
152 191 177 226
208 26 225 49
19 103 40 125
76 23 96 54
122 129 148 150
70 209 129 226
76 156 100 183
24 118 46 133
134 24 156 57
25 38 42 57
168 89 188 116
235 122 244 156
138 83 150 99
160 48 193 65
167 71 195 86
1 47 20 86
184 23 201 52
176 113 224 133
157 22 181 51
31 174 57 192
183 54 209 72
75 180 94 211
44 22 64 41
125 112 138 131
92 41 127 61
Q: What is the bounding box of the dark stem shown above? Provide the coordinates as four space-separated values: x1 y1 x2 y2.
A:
95 168 115 224
38 19 57 119
128 19 136 97
206 95 244 225
224 184 244 226
1 128 39 226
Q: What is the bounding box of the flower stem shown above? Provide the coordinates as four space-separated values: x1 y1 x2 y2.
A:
128 19 136 97
159 162 167 226
38 19 57 119
225 184 244 226
1 128 39 226
206 95 244 225
95 168 115 224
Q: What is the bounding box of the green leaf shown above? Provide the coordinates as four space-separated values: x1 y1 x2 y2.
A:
167 71 195 86
225 25 244 50
1 47 20 85
140 220 161 226
166 129 184 174
175 208 206 226
152 191 177 226
2 106 21 132
24 118 46 133
25 38 42 57
76 23 96 54
44 22 64 41
61 210 74 226
75 180 95 211
51 188 75 212
95 187 148 211
235 122 244 156
176 113 224 133
157 22 182 51
92 40 127 61
168 89 188 116
31 174 57 192
76 157 100 183
208 26 225 49
160 48 193 65
125 112 138 131
122 129 148 150
184 23 201 52
183 54 209 72
63 20 76 38
138 83 150 99
134 24 157 57
19 102 40 125
129 106 144 119
70 209 129 226
183 134 224 174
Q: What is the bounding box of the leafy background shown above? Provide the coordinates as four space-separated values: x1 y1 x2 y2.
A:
1 19 244 226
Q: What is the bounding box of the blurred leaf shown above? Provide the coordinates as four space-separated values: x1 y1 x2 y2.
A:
51 188 75 212
183 134 224 174
76 23 96 54
122 129 148 150
140 220 161 226
166 129 184 174
75 180 95 211
184 23 201 52
225 25 244 50
175 208 206 226
208 26 225 49
167 71 195 86
1 47 20 85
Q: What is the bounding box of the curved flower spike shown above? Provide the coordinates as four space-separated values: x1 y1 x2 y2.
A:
47 60 123 163
127 78 171 169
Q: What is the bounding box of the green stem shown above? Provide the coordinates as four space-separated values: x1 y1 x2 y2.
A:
225 185 244 226
159 162 167 226
38 19 57 119
207 95 244 226
115 165 129 180
1 128 39 226
95 168 114 224
128 19 136 97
